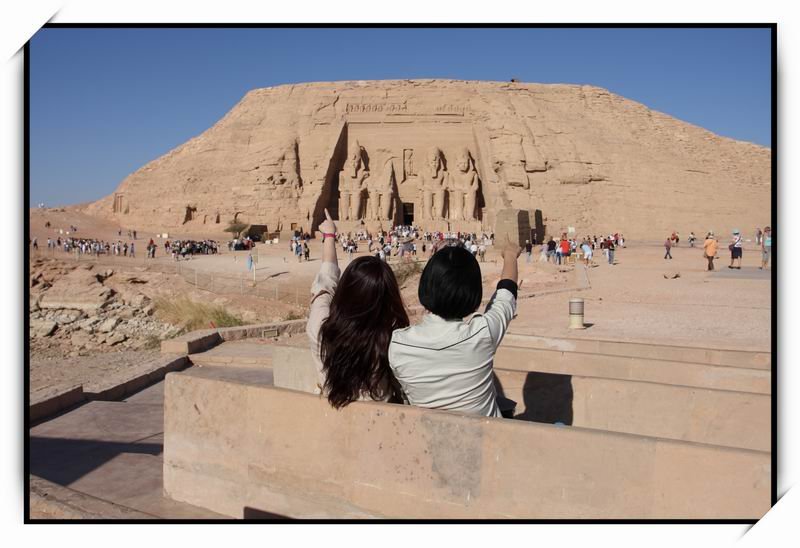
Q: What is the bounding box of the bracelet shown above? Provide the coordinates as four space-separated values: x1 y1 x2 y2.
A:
322 232 336 241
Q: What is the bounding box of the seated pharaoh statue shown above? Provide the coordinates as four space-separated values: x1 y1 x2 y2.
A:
421 147 448 221
449 147 480 221
338 141 369 221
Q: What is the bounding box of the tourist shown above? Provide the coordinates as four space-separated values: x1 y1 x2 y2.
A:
525 239 532 263
295 239 303 263
703 232 718 271
307 209 409 408
755 227 762 246
606 237 615 265
688 232 696 247
538 242 548 263
303 241 310 262
388 238 521 418
32 237 38 250
581 239 593 265
559 236 570 265
129 242 135 258
729 229 743 269
760 226 772 270
547 237 557 263
664 236 673 260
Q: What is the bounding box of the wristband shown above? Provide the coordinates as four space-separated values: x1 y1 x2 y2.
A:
322 232 336 241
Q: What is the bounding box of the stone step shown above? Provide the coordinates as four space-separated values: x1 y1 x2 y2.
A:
503 332 771 370
188 340 275 368
494 345 770 395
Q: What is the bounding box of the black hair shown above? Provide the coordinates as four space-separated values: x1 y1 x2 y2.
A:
319 256 409 409
418 245 482 320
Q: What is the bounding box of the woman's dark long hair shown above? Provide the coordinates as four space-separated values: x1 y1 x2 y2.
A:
319 256 409 409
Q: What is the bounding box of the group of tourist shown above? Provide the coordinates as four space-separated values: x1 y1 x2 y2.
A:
674 227 774 271
290 237 311 262
38 236 139 258
167 239 219 260
307 209 519 418
229 237 256 251
533 234 621 266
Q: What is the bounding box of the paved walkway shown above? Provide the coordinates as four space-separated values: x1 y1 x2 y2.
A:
30 382 225 519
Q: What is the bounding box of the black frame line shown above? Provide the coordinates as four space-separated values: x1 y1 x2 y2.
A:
22 22 778 525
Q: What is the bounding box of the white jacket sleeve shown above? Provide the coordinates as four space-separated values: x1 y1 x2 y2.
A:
305 261 341 392
482 288 517 348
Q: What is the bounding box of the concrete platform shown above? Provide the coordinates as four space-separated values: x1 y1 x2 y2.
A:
164 366 771 519
29 382 226 519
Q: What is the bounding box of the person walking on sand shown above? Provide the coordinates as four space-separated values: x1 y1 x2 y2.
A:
760 226 772 270
525 240 532 263
664 236 673 260
606 237 615 265
688 232 696 247
729 229 743 269
703 232 718 271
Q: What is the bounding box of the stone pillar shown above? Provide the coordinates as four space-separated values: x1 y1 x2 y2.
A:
494 209 531 247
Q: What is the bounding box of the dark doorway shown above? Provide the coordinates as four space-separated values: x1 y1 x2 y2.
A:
403 202 414 225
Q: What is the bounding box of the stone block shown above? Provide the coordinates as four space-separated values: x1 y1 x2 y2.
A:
272 345 320 394
493 368 770 451
494 209 531 247
163 367 770 519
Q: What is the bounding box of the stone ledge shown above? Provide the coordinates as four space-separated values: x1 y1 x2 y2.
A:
164 367 771 519
161 320 307 356
29 475 157 519
30 384 85 424
84 354 189 401
161 329 221 355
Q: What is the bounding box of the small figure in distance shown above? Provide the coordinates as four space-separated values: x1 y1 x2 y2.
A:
760 226 771 270
729 229 743 270
389 236 521 418
664 236 673 260
703 232 718 271
307 209 410 408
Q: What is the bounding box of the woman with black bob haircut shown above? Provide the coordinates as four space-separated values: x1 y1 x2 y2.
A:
389 239 521 417
306 209 409 409
418 245 483 320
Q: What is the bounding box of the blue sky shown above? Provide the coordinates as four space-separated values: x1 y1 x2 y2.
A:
29 27 772 207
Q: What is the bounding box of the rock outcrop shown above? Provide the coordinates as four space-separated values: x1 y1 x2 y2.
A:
83 80 771 238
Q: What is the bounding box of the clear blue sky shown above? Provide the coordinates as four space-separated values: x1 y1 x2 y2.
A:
29 27 772 207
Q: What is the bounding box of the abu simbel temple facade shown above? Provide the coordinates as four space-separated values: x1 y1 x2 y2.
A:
84 80 771 238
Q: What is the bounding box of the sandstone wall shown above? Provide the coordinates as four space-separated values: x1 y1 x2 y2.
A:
84 80 771 239
163 366 771 519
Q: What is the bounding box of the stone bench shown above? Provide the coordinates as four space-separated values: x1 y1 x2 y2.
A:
163 366 770 519
269 344 770 451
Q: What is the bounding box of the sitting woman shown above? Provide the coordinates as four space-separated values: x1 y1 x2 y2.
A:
389 238 521 417
306 209 410 408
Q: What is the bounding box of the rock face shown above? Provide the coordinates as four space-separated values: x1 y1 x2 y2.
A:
83 80 771 238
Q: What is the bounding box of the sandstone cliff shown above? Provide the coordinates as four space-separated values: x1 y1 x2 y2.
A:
83 79 771 238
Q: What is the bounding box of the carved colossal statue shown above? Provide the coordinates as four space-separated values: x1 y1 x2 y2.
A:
338 141 369 220
378 159 396 221
421 147 448 221
450 148 480 221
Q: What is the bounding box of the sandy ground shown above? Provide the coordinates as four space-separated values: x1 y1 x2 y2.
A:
28 207 771 397
511 241 771 351
30 350 162 394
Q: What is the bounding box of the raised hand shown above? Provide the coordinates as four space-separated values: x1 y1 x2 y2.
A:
502 235 522 259
319 208 337 235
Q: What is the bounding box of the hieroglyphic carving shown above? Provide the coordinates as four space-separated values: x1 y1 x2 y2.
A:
403 149 415 180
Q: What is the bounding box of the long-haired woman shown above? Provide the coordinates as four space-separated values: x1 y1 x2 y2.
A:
306 209 409 408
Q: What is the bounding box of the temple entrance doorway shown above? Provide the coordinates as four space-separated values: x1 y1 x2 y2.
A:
402 203 414 226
